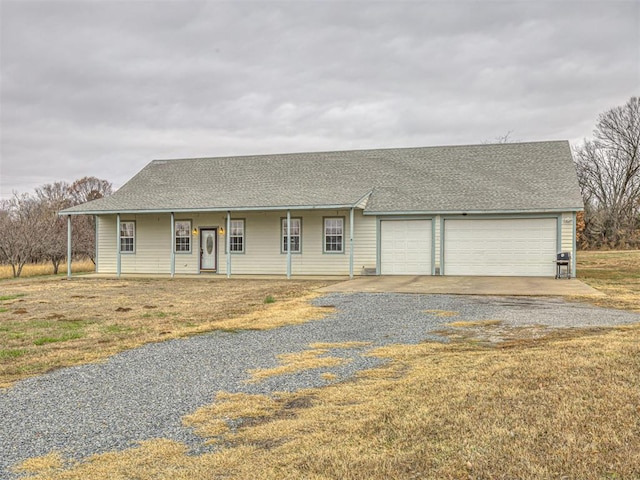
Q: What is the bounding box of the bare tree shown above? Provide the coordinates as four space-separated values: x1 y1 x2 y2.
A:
0 193 49 277
481 131 515 145
574 97 640 248
67 177 113 263
68 176 113 204
0 177 113 277
494 130 514 144
35 182 72 273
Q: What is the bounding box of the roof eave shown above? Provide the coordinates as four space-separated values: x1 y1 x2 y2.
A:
364 207 584 215
58 203 362 216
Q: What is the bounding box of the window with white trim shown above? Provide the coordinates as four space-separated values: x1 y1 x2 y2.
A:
282 218 301 253
323 217 344 253
175 220 191 253
119 221 135 253
229 219 245 253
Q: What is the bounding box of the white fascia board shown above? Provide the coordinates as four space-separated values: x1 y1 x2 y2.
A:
59 203 360 216
364 207 584 216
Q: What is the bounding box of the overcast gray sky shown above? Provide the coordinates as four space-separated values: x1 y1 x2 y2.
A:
1 0 638 198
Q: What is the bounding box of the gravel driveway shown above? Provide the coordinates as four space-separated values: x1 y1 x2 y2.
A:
2 293 639 477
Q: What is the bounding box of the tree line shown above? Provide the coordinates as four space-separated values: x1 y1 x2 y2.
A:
573 96 640 249
0 177 112 277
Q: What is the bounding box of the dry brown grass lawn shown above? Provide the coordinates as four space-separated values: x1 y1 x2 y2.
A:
13 452 65 477
576 250 640 312
247 342 369 382
0 277 333 387
446 319 502 328
424 309 459 317
0 260 95 280
8 250 640 479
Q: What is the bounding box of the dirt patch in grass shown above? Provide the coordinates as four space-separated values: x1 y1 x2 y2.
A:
0 277 334 388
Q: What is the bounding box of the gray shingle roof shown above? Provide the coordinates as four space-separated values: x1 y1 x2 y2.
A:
61 141 584 215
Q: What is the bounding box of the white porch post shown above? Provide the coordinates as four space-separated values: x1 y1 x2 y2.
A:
170 212 175 278
286 209 291 279
349 207 354 279
116 213 121 278
66 215 72 279
226 211 231 278
94 215 98 271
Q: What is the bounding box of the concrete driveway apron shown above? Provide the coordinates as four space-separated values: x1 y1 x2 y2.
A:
319 276 603 296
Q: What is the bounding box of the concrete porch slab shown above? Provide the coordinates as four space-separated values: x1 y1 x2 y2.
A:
318 276 604 296
78 273 348 281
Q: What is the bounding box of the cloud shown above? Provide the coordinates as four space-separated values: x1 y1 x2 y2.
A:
1 0 638 196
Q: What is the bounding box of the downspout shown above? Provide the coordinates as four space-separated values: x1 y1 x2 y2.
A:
116 213 121 278
67 215 72 279
226 211 231 278
286 210 291 279
349 207 354 279
572 211 577 278
94 215 98 273
439 217 445 275
170 212 175 278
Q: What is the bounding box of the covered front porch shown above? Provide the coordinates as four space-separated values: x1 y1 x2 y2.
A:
64 206 376 279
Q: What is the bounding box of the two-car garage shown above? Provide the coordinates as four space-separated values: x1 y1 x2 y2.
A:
379 217 558 277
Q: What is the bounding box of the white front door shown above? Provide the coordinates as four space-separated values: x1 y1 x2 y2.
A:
200 229 217 271
380 220 432 275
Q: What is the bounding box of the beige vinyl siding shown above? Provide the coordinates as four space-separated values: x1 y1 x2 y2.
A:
96 215 116 273
126 215 171 272
96 214 171 273
353 211 376 274
96 210 376 275
560 212 574 253
218 210 376 276
96 212 224 275
219 211 285 275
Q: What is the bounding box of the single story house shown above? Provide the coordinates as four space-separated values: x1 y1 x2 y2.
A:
60 141 583 278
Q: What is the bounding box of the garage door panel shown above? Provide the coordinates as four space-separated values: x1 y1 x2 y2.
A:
444 218 556 276
381 220 432 275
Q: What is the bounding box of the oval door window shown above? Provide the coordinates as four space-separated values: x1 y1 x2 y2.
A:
206 234 214 254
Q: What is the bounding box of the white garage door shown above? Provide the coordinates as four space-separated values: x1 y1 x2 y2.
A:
381 220 432 275
444 218 557 276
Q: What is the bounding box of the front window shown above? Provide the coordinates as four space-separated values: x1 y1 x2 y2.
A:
282 218 301 253
119 221 135 253
229 219 245 253
324 217 344 253
175 220 191 253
